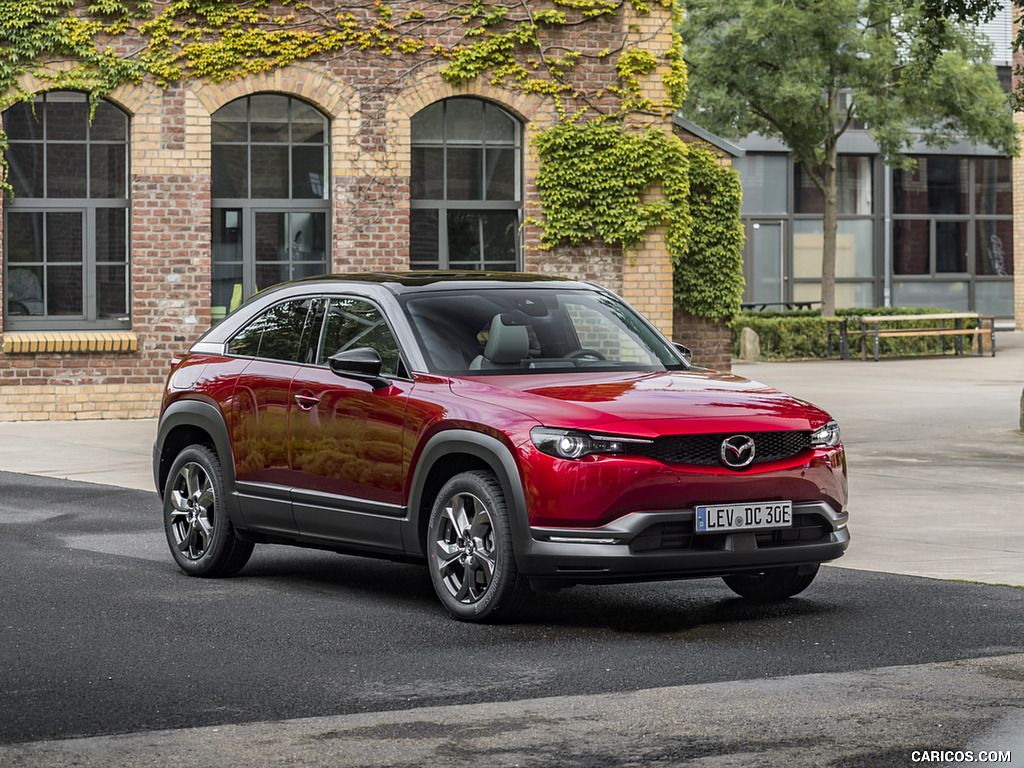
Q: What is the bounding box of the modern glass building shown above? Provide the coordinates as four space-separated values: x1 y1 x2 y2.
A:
727 3 1015 319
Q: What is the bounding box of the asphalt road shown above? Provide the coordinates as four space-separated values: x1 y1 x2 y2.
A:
2 471 1023 766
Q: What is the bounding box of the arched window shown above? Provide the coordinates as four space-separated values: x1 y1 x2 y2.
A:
3 92 129 329
211 94 329 320
410 99 522 272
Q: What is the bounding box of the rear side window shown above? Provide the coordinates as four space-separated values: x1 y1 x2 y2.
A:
227 297 323 362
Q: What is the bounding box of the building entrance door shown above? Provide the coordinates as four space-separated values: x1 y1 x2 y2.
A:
746 220 785 305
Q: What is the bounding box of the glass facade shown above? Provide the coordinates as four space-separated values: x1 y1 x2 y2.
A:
3 92 130 329
734 152 1014 317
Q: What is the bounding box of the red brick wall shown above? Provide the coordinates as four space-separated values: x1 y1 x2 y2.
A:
672 310 732 372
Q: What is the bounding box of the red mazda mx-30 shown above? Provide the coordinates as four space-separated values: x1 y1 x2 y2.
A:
154 273 849 621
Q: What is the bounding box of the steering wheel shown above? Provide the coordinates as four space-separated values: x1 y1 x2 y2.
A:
564 348 607 361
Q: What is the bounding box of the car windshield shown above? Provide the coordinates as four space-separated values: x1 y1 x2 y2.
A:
402 288 685 375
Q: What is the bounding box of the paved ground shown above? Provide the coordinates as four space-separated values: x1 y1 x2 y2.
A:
1 332 1021 586
1 336 1022 766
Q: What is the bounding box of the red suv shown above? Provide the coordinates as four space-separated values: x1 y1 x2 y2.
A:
154 273 849 621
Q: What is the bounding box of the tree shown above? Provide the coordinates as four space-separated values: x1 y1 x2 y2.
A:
678 0 1018 317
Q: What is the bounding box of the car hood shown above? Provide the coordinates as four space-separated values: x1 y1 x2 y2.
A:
452 369 831 437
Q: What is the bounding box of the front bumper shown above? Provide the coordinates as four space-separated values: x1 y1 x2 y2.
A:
516 500 849 584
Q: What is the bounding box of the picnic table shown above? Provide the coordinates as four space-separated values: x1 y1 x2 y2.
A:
826 312 996 361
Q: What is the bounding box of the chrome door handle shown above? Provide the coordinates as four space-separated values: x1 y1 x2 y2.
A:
294 392 320 411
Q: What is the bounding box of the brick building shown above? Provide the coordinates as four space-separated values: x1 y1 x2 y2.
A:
1 1 725 422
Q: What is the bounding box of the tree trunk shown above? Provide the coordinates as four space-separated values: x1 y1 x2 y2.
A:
820 140 839 318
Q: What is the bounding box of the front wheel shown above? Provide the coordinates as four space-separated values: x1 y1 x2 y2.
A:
722 565 819 603
427 470 528 622
163 444 253 577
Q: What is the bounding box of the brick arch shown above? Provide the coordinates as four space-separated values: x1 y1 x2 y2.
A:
387 69 559 141
3 69 158 118
190 63 358 120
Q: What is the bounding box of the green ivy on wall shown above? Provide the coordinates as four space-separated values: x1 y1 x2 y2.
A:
0 0 745 322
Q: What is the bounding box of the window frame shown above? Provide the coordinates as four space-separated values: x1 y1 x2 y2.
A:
409 98 524 272
2 92 131 331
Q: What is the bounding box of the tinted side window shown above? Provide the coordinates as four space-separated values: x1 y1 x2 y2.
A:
318 298 402 376
228 297 321 361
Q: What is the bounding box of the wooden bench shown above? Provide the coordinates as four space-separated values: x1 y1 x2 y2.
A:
852 313 996 361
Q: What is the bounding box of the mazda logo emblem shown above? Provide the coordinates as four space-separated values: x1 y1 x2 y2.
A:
720 435 756 469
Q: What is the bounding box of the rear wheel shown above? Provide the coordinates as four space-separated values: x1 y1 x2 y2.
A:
723 565 819 602
163 444 253 577
427 470 528 622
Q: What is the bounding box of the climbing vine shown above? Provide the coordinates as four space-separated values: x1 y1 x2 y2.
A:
0 0 745 321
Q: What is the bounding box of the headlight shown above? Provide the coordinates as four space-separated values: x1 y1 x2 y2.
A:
811 419 841 448
530 427 653 460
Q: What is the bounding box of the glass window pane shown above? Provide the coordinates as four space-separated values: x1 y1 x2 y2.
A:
212 145 248 198
447 148 482 200
256 261 290 292
893 220 929 275
484 148 516 200
7 266 44 315
292 145 326 199
213 209 243 263
291 100 326 143
319 299 400 374
3 100 41 140
795 156 873 214
212 99 248 143
212 262 244 321
484 104 515 143
90 144 126 198
47 143 87 197
447 211 481 264
255 212 287 262
6 143 44 197
975 158 1011 215
481 211 517 266
249 94 290 143
733 155 788 215
892 280 968 311
411 147 444 199
96 208 126 262
411 102 443 143
975 281 1014 318
47 264 83 315
894 157 968 215
445 99 483 141
91 102 127 142
97 264 127 317
793 220 874 278
46 94 88 141
47 212 83 263
6 212 43 263
976 219 1013 276
251 145 289 198
410 209 439 268
935 220 966 273
289 212 327 269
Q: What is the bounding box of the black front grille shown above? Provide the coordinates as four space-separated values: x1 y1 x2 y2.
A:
638 430 811 468
630 513 831 554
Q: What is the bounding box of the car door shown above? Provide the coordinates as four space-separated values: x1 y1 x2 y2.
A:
288 296 411 549
228 295 323 535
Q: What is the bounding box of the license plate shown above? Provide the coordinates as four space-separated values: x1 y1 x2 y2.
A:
695 501 793 533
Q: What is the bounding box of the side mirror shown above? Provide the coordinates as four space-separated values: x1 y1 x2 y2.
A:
328 348 389 389
673 342 693 367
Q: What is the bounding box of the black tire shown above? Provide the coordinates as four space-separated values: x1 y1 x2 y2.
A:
163 444 254 577
427 470 529 622
723 565 819 603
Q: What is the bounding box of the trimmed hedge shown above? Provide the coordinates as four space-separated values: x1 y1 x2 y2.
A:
730 307 983 360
